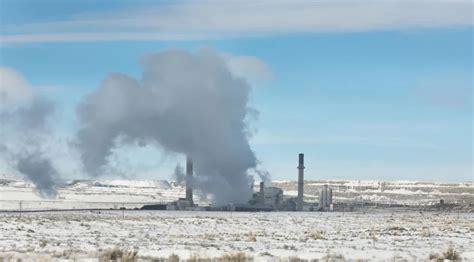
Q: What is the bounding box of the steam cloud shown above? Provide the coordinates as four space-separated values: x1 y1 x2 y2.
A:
76 49 258 205
173 164 186 185
4 99 59 197
0 101 59 197
0 67 59 197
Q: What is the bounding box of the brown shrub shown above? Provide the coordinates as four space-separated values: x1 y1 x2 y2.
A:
99 247 138 262
218 252 253 262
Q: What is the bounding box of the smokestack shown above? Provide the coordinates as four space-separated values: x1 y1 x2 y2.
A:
297 153 305 211
259 181 265 206
328 188 333 206
186 156 193 205
322 184 328 207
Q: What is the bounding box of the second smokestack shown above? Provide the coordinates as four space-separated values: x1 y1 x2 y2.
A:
186 156 193 205
297 153 304 211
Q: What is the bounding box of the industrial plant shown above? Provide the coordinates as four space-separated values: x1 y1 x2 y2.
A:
145 153 334 212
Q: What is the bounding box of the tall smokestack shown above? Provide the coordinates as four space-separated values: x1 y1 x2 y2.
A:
186 156 193 205
259 181 265 206
297 153 305 211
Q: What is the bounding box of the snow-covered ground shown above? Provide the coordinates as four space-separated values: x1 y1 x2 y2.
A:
1 175 472 211
0 176 208 211
0 176 473 261
0 210 472 261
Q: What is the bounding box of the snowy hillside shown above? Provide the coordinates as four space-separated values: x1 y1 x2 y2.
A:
0 175 472 211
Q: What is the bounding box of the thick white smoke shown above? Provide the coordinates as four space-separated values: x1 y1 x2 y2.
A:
76 49 259 205
0 67 59 197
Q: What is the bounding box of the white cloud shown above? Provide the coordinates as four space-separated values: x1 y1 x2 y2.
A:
224 53 272 85
1 0 472 44
0 67 34 108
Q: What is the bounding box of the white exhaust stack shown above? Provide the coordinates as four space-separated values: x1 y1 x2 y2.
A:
186 156 193 206
297 153 305 211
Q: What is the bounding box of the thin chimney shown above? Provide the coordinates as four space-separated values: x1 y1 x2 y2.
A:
186 156 193 205
297 153 305 211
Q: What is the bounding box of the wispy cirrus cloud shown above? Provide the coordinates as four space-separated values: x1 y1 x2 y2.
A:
1 0 472 44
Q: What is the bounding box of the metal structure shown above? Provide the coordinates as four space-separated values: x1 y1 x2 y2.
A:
259 181 265 206
297 153 305 211
319 184 333 210
186 156 193 206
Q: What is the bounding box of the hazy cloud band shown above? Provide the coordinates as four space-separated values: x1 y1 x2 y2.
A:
1 1 472 44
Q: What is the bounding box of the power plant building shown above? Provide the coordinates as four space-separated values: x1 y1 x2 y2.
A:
253 182 284 210
161 152 337 212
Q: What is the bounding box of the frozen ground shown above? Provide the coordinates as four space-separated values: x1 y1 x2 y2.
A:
1 176 472 260
0 210 473 261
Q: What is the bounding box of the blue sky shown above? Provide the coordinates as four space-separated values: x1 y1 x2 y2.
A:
0 1 472 182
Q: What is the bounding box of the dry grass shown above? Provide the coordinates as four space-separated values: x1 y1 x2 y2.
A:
288 257 308 262
164 253 252 262
168 254 180 262
246 231 257 242
322 253 346 262
218 252 253 262
420 226 431 237
187 255 212 262
304 229 325 240
442 246 460 261
429 246 460 261
99 247 138 262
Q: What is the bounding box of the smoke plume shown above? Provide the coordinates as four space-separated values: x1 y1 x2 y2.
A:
0 67 59 197
76 49 258 205
17 153 59 198
0 99 59 197
1 98 55 130
173 163 186 185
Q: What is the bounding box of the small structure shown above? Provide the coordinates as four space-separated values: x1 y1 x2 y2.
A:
264 186 284 209
250 182 284 210
379 182 386 192
319 184 333 211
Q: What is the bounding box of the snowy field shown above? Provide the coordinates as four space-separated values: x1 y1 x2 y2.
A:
1 176 472 261
0 210 473 261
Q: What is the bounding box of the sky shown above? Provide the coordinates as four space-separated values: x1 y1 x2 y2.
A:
0 0 472 183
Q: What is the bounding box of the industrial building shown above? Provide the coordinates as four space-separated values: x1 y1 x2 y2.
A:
318 184 333 211
146 152 336 212
165 156 197 210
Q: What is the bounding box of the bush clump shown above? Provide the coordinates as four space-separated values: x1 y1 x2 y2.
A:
219 252 253 262
429 246 460 261
168 254 180 262
443 246 460 260
99 247 138 262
